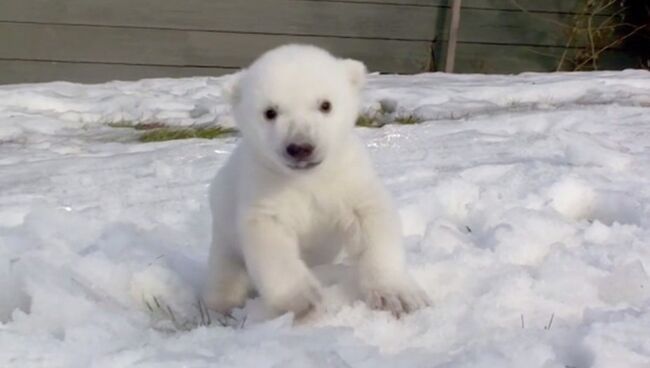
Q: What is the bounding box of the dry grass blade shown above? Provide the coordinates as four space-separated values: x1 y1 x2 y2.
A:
573 24 647 70
511 0 642 71
142 295 246 332
545 313 555 330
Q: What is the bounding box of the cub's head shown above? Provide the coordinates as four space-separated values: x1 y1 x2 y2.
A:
225 44 366 173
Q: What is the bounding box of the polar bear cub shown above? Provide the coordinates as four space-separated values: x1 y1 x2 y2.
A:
204 44 429 317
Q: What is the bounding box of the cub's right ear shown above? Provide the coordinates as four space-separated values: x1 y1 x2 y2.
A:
340 59 367 90
222 70 245 106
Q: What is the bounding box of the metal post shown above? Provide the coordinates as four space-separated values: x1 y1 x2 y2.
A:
445 0 462 73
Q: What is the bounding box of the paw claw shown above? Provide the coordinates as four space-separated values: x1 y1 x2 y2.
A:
363 277 430 317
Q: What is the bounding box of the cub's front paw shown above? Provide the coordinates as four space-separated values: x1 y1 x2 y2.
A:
363 276 430 317
263 273 323 317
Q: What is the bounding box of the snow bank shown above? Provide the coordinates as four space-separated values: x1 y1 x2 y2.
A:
1 70 650 367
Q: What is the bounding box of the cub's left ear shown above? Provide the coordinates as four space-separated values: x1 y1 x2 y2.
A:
222 70 245 106
340 59 367 89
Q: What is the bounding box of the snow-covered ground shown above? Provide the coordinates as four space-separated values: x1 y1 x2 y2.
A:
1 70 650 367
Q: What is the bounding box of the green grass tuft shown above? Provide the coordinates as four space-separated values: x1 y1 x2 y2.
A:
107 121 136 129
139 126 237 142
395 114 423 125
356 112 423 128
356 113 382 128
133 122 168 130
107 121 168 130
106 121 237 142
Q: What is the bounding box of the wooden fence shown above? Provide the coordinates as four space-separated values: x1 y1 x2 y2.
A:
0 0 635 84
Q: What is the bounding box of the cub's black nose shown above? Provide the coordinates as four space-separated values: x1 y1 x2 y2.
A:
286 143 314 161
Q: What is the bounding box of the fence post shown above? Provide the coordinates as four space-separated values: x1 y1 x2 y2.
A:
445 0 462 73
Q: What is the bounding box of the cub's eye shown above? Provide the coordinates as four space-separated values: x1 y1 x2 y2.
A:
319 100 332 114
264 107 278 121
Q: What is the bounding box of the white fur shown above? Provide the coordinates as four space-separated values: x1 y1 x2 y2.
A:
204 44 429 317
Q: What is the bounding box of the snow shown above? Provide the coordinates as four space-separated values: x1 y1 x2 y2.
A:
2 69 650 367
